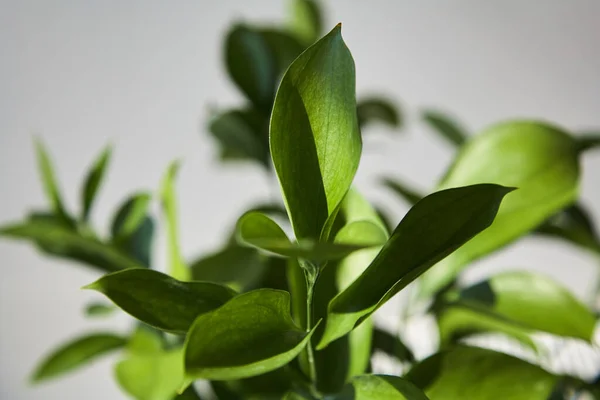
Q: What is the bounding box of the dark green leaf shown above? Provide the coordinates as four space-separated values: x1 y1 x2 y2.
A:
577 132 600 153
372 328 415 364
84 302 116 318
34 138 72 225
419 121 580 298
84 269 236 333
257 29 304 74
406 346 558 399
184 289 317 380
332 375 429 400
357 97 402 129
176 386 203 400
288 0 323 46
422 109 468 147
111 192 152 240
31 332 126 382
535 203 600 254
114 215 155 268
270 24 361 240
81 145 112 221
382 177 424 206
318 184 513 348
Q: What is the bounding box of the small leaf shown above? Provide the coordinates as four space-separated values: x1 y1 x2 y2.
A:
535 203 600 254
419 121 580 298
184 289 318 380
357 97 402 129
382 177 425 206
81 145 112 221
318 184 512 348
84 302 116 318
160 161 190 281
288 0 323 46
332 375 429 400
84 269 236 333
577 132 600 153
372 328 415 364
31 332 126 382
34 138 72 225
422 109 468 147
225 25 277 112
406 346 558 399
270 24 361 240
111 192 152 240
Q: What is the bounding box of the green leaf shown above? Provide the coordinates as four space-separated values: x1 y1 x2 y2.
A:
535 203 600 254
283 391 315 400
382 177 425 206
443 271 596 341
225 25 277 112
577 132 600 153
317 184 513 349
236 211 384 262
419 121 580 298
31 332 126 382
114 215 155 268
184 289 318 380
372 328 415 364
84 302 116 318
111 192 152 240
422 109 468 147
288 0 323 46
84 269 236 333
406 346 558 399
0 219 144 272
160 161 190 281
175 386 203 400
257 29 304 74
332 375 430 400
34 138 73 226
81 145 112 221
270 24 361 240
357 97 402 129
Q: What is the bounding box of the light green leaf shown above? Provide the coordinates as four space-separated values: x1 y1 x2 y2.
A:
288 0 323 46
535 203 600 254
372 328 415 364
84 269 236 333
34 138 72 225
236 211 384 262
419 121 580 298
184 289 318 380
81 145 112 221
226 25 277 111
31 332 126 382
270 24 361 240
0 219 144 272
111 192 152 240
357 97 402 129
577 132 600 153
84 302 116 318
422 109 468 147
382 177 425 206
160 161 190 281
406 346 558 399
317 184 512 349
332 375 429 400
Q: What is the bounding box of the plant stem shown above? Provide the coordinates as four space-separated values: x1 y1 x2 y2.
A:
304 265 319 388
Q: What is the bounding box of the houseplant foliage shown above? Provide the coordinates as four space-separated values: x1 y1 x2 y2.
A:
2 1 599 400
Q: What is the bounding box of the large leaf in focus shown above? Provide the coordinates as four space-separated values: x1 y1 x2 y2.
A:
270 24 361 240
226 25 276 112
382 177 424 206
357 97 402 129
406 346 558 399
0 219 143 272
160 162 189 281
84 269 236 333
535 203 600 254
422 109 468 147
318 184 512 348
81 145 112 221
31 333 125 382
34 138 72 225
419 121 580 298
184 289 317 380
288 0 323 46
236 211 384 262
332 375 429 400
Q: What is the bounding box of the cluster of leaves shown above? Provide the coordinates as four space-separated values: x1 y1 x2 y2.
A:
2 1 600 399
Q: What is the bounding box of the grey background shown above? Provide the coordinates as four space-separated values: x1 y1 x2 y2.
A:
1 1 599 399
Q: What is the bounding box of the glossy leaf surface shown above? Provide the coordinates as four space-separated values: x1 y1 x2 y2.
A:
422 109 468 147
81 145 111 221
318 184 512 348
332 375 429 400
357 97 401 129
420 121 580 298
270 24 361 240
85 269 236 333
184 289 316 380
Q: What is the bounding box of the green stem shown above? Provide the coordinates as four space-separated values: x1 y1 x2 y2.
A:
304 267 318 386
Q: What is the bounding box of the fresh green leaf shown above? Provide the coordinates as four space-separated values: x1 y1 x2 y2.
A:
84 269 236 333
270 24 361 240
357 97 402 129
84 302 116 318
577 132 600 153
372 328 415 364
34 138 72 225
332 375 429 400
111 192 152 240
317 184 512 349
0 219 144 272
31 332 126 382
382 177 424 206
535 203 600 254
226 25 277 112
160 161 190 281
419 121 580 298
288 0 323 46
406 346 558 399
422 109 468 147
81 145 112 221
184 289 318 380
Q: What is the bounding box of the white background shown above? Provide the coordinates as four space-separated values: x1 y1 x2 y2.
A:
1 1 599 399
